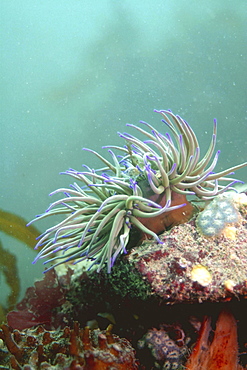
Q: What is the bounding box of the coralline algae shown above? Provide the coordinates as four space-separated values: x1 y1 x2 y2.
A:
196 194 239 237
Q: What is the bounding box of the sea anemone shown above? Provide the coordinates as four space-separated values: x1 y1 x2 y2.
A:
28 110 246 273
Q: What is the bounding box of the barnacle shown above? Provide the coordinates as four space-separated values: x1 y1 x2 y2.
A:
28 110 247 273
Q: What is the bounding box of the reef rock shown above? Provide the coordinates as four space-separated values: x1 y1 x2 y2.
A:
128 194 247 304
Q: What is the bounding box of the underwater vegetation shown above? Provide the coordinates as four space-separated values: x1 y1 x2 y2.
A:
28 109 247 273
0 209 40 247
0 209 40 324
0 241 19 323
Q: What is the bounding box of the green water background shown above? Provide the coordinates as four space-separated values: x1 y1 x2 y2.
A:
0 0 246 305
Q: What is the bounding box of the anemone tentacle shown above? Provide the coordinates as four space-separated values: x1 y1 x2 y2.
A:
29 109 247 272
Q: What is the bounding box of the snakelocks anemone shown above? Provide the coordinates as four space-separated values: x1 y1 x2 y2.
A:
28 110 247 273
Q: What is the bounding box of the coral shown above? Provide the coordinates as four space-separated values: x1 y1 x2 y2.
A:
0 322 138 369
138 324 188 369
196 193 240 237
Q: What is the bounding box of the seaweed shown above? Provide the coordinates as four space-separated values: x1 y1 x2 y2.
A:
0 209 40 247
0 208 40 323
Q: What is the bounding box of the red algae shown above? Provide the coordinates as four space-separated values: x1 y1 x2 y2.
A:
7 269 67 330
